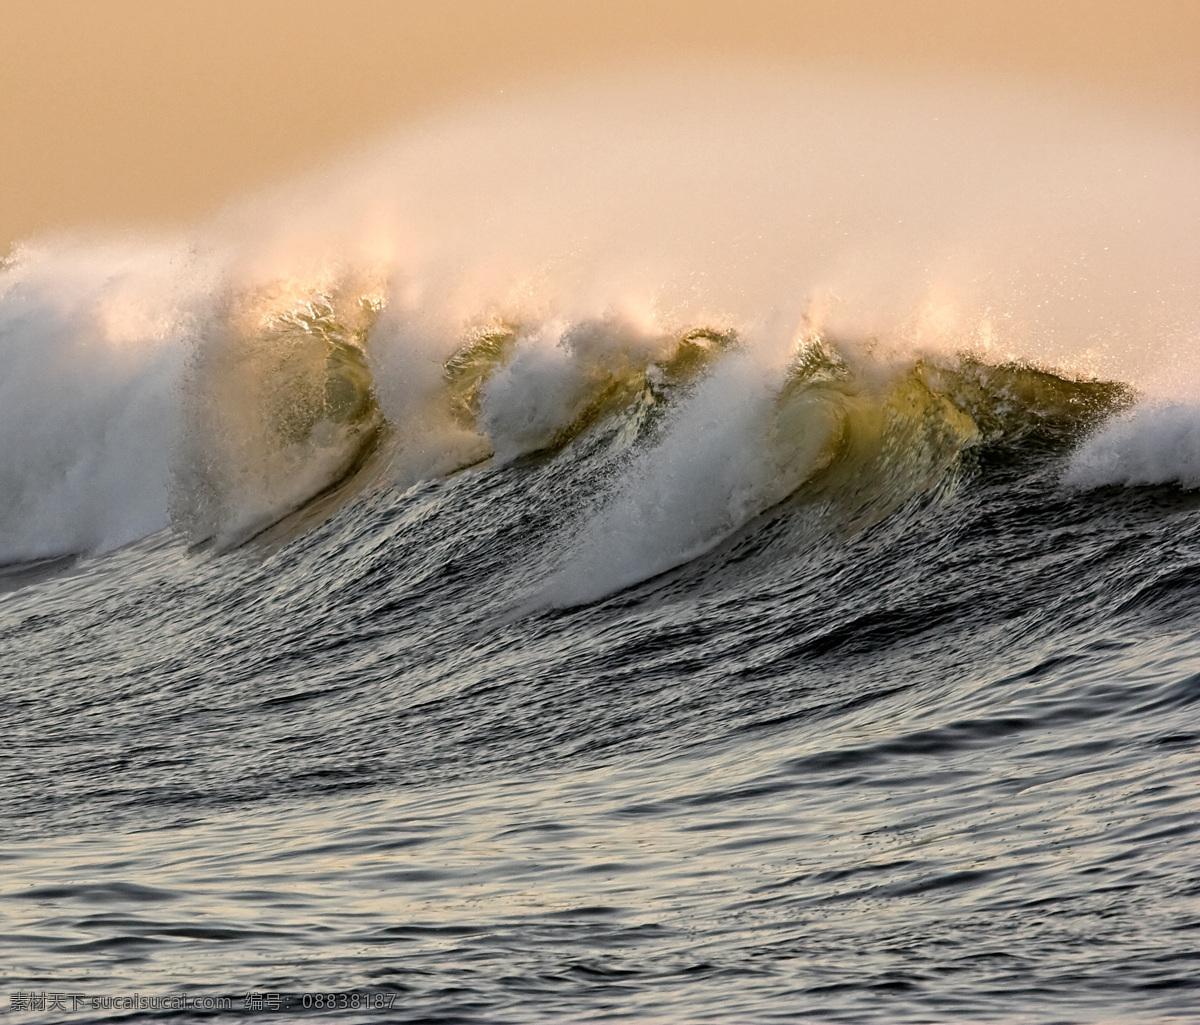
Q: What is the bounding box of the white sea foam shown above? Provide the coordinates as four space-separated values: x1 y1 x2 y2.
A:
1065 403 1200 490
479 317 666 463
480 322 595 463
0 241 208 563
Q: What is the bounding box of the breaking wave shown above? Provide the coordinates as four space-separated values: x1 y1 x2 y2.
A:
1065 403 1200 490
0 66 1195 592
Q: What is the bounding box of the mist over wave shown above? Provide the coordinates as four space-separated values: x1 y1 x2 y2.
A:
1 66 1196 573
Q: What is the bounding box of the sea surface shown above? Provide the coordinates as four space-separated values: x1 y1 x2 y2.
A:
2 70 1198 1023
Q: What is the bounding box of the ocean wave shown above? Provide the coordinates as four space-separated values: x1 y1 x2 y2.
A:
0 254 1142 579
0 68 1194 571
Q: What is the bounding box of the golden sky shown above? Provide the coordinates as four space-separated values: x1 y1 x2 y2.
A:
2 0 1198 254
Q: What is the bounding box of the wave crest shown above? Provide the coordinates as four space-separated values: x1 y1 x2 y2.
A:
171 283 385 548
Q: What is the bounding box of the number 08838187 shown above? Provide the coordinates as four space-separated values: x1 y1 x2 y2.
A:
300 992 398 1010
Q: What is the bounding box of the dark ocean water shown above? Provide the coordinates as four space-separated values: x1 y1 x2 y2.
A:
2 70 1199 1024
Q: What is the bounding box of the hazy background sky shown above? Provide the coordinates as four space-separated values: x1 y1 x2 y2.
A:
2 0 1198 255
